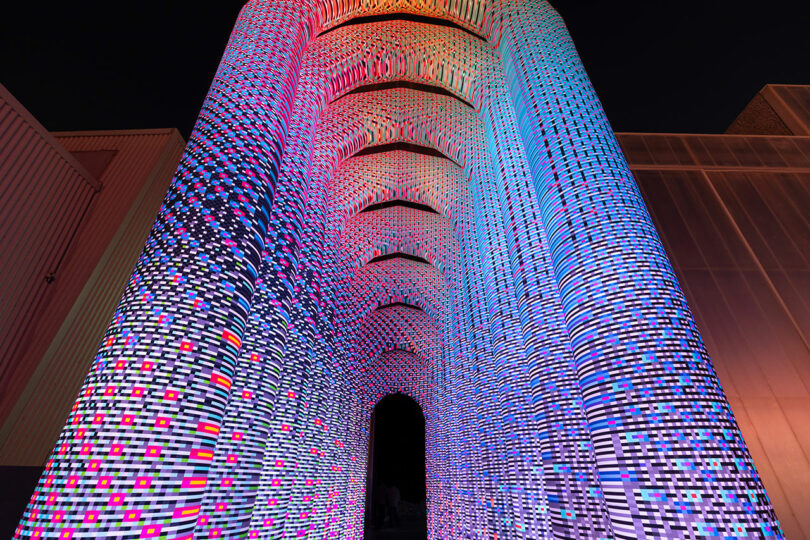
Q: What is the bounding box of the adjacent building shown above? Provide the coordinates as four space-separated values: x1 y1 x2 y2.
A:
0 83 184 537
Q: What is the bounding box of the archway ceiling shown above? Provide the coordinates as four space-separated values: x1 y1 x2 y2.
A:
312 88 484 169
309 19 495 109
339 206 459 276
326 151 469 232
352 305 442 371
335 256 451 343
360 349 433 413
281 17 517 406
313 0 494 40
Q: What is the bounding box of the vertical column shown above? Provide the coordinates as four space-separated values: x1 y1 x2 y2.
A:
266 119 360 537
244 311 314 538
481 88 612 539
468 168 551 539
193 245 287 540
451 224 492 538
194 63 321 540
450 218 509 537
280 300 323 539
13 2 309 539
498 1 783 538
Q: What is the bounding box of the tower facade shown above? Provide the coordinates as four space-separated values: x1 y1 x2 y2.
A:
14 1 783 539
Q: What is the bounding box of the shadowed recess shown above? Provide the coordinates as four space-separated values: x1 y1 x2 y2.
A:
353 143 458 166
368 252 430 266
335 81 474 109
319 13 486 42
366 393 427 536
376 302 423 312
361 200 438 215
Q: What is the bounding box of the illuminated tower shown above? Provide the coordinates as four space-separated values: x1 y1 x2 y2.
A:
14 1 783 539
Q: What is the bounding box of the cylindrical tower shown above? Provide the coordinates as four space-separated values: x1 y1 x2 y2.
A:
13 1 783 539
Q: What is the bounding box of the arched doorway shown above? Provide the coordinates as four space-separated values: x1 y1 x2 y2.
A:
365 394 427 539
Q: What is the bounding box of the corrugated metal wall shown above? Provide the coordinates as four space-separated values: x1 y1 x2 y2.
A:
0 84 100 421
0 127 184 466
620 132 810 540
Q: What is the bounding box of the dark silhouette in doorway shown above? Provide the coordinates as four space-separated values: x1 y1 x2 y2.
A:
365 394 427 539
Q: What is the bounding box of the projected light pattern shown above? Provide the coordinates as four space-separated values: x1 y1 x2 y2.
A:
15 1 783 539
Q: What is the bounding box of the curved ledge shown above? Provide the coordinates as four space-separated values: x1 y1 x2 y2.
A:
318 13 487 42
368 252 430 266
361 200 438 215
376 302 423 312
334 81 474 109
352 142 459 166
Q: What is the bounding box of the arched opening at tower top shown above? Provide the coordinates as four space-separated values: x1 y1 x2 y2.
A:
365 394 427 539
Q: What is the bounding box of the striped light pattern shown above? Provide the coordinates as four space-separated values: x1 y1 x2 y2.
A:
14 1 783 539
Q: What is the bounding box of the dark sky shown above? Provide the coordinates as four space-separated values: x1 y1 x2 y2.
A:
1 1 808 140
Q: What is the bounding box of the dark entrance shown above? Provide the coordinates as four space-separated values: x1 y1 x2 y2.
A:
365 394 427 539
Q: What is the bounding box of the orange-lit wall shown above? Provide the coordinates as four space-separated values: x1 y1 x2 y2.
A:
0 85 184 468
0 84 100 422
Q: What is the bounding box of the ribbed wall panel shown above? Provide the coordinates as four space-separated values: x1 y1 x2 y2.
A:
763 85 810 136
0 128 184 465
0 85 99 413
617 133 810 170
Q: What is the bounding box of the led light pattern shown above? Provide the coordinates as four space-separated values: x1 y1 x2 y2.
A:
15 1 783 539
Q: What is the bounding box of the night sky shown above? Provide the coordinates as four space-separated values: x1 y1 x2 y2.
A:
1 1 808 140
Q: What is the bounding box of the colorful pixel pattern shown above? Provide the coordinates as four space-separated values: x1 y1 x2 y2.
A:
14 1 783 539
